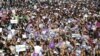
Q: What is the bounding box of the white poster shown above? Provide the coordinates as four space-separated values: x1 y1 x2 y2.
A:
10 19 18 24
16 45 26 52
72 34 81 38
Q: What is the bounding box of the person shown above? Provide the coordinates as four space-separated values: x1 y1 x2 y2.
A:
33 41 43 56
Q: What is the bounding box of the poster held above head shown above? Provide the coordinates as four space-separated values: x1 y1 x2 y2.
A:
16 45 26 53
10 19 18 24
72 34 81 38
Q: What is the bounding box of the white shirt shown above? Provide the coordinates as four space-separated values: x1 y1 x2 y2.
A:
34 45 43 56
9 46 16 54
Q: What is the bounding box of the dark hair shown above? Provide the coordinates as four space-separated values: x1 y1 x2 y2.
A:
62 37 66 41
97 18 100 22
36 41 40 45
45 40 49 45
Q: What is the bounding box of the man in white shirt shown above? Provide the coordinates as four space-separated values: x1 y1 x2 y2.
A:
34 41 43 56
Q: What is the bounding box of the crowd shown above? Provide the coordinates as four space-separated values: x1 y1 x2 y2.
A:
0 0 100 56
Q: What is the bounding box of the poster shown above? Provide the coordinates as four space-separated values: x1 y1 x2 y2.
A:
16 45 26 52
72 34 81 38
10 19 18 24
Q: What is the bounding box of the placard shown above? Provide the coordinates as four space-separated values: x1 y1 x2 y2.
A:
10 19 18 24
16 45 26 52
72 34 81 38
